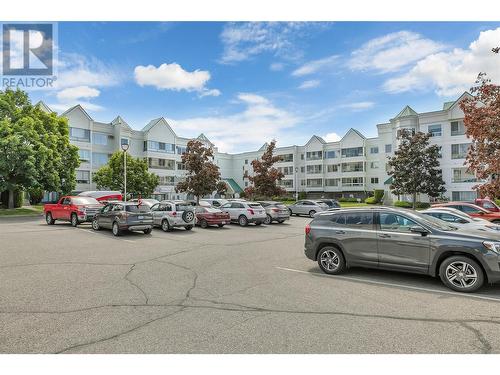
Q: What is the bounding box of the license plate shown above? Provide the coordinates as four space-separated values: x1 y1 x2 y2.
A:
138 216 144 220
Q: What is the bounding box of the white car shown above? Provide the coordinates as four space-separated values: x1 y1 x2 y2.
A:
200 198 229 208
150 200 195 231
220 201 267 226
421 208 500 232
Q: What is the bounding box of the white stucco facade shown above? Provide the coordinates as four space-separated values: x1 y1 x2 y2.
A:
41 92 480 202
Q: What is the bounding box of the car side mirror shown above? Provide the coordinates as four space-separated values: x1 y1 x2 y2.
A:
458 219 468 224
410 226 429 235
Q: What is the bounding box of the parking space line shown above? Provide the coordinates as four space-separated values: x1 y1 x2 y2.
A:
275 266 500 303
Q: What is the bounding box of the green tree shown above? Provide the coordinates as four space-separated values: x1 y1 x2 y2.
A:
388 129 445 209
93 151 159 198
0 89 79 208
244 140 286 199
175 139 227 203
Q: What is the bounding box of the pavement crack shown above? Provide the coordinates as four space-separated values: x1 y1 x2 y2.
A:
124 264 149 305
459 322 492 354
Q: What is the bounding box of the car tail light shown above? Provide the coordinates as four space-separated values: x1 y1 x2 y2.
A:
271 208 279 212
305 224 311 235
247 209 254 215
170 212 177 217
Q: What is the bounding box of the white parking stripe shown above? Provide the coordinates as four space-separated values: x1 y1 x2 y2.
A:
275 266 500 303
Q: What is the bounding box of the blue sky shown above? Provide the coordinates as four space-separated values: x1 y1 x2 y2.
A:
27 21 500 153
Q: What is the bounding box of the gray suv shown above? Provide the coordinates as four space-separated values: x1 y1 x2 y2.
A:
92 202 153 236
304 207 500 292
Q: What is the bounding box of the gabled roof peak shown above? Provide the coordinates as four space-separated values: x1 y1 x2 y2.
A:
395 105 418 118
61 104 93 121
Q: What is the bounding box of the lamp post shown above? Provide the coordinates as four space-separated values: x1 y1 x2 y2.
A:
294 166 299 201
121 143 129 201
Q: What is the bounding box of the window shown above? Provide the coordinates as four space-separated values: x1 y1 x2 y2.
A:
231 202 244 209
244 181 248 187
176 146 187 155
451 191 477 201
428 124 442 137
370 161 379 169
177 162 186 170
148 158 175 170
69 127 90 142
306 178 323 187
76 170 90 184
437 146 442 158
342 177 364 187
92 132 108 146
341 147 363 158
306 165 322 174
371 177 379 184
300 179 306 186
120 138 129 146
300 166 305 173
327 164 339 173
78 149 90 162
341 162 364 172
92 152 109 168
379 213 419 232
245 159 248 164
452 168 476 183
334 212 374 230
370 147 379 154
324 178 340 187
158 176 175 185
279 154 293 162
301 154 304 160
325 150 336 159
306 151 323 160
451 121 465 136
460 205 483 215
146 141 175 153
280 166 294 175
451 143 470 159
278 179 293 188
434 213 467 223
385 144 392 153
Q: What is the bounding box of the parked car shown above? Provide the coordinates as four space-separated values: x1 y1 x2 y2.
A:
220 201 266 226
426 206 492 224
472 198 500 213
195 206 230 228
318 199 341 209
421 209 500 232
129 198 160 209
78 190 123 202
91 202 153 236
200 198 229 208
150 200 195 231
288 200 329 218
432 202 500 223
44 196 103 227
304 207 500 292
257 201 291 224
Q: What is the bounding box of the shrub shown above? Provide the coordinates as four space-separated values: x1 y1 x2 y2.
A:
374 189 385 203
496 199 500 207
394 200 412 208
298 191 307 200
415 202 431 209
365 197 377 204
339 197 358 202
238 191 246 199
28 187 44 205
14 189 24 208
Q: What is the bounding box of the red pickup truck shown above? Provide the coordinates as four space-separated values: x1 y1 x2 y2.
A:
44 196 103 227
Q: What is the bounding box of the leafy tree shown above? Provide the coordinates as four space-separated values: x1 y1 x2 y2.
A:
460 72 500 198
243 140 286 199
93 151 159 198
388 129 445 208
175 140 226 203
0 89 79 208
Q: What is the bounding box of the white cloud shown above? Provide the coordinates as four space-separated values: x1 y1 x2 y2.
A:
349 31 445 73
48 101 105 112
323 132 341 142
270 62 285 71
298 80 320 89
134 62 219 97
383 27 500 96
219 22 329 64
167 93 300 153
292 55 339 76
56 86 100 102
339 101 375 111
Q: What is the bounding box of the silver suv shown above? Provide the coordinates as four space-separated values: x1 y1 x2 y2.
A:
257 201 291 224
288 200 329 218
220 201 267 226
150 200 195 231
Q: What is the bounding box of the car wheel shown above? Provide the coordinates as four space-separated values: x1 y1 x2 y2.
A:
264 214 272 225
161 219 171 232
45 212 55 225
185 225 193 231
112 221 121 237
70 213 79 227
288 208 293 216
309 210 316 218
200 219 208 229
439 256 484 292
218 224 224 228
143 228 152 235
92 218 100 231
317 246 346 275
238 215 248 227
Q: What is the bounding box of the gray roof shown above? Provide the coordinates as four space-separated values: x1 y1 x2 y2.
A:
394 105 418 118
141 118 162 132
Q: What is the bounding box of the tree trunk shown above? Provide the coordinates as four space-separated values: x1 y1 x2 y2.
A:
8 189 14 209
412 192 417 210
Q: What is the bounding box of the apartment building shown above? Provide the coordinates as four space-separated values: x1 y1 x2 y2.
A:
39 92 479 202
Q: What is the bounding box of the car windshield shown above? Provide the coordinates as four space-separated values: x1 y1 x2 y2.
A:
320 200 334 207
72 197 100 205
176 204 192 211
407 211 458 231
126 205 149 213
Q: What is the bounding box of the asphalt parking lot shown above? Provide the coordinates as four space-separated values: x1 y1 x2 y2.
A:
1 215 500 354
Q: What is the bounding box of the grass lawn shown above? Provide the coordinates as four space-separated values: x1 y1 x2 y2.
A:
0 204 44 217
339 202 371 208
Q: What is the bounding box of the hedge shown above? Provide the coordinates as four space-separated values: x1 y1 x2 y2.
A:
365 196 377 204
393 201 430 209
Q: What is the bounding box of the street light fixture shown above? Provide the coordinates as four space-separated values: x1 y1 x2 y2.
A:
121 143 129 201
295 166 299 201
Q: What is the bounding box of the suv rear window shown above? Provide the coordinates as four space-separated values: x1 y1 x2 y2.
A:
176 204 192 211
126 205 149 212
248 203 262 208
